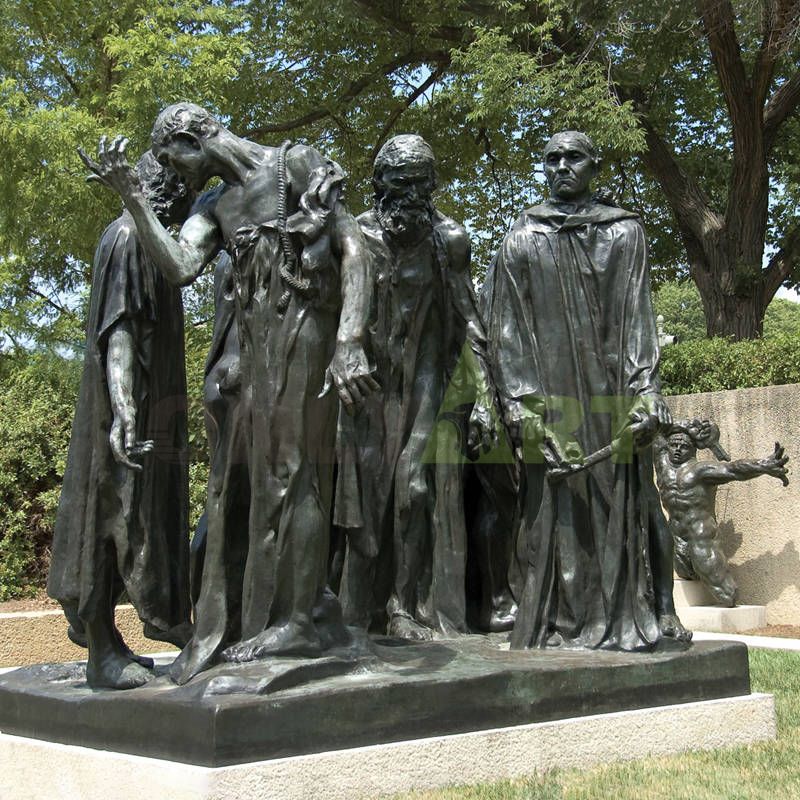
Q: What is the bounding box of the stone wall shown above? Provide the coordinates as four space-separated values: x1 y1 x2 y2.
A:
667 383 800 624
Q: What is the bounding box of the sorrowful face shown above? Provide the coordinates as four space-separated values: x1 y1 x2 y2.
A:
376 160 435 239
667 433 696 466
153 134 213 192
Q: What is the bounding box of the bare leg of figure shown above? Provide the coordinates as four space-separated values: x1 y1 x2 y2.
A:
649 499 692 642
690 540 737 607
83 545 153 689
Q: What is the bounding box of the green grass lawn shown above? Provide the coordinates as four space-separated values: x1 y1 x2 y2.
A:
394 649 800 800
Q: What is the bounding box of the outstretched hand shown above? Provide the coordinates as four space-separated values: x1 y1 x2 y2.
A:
78 135 141 200
692 419 721 449
760 442 790 487
319 340 379 413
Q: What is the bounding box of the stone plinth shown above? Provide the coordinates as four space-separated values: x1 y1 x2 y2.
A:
674 578 767 633
0 693 776 800
678 604 767 633
0 637 750 767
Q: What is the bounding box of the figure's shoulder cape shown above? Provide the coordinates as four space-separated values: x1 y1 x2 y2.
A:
516 200 640 232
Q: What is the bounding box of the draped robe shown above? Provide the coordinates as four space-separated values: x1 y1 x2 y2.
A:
47 212 191 633
483 200 663 651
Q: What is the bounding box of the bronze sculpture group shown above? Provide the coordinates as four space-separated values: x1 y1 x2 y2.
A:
47 105 789 690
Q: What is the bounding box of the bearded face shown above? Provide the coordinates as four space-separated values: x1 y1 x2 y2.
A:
374 162 435 242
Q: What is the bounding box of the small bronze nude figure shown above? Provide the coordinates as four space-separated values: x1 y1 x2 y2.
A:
654 419 790 606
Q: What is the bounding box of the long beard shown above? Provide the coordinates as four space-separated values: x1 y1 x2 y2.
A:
376 195 434 242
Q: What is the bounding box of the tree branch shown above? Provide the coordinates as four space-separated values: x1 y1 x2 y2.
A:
245 50 445 138
696 0 752 121
369 61 449 161
27 285 76 318
763 223 800 298
764 71 800 150
29 11 82 100
350 1 470 43
627 101 723 243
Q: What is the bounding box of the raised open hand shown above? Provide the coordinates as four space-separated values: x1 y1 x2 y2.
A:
760 442 790 487
78 135 141 200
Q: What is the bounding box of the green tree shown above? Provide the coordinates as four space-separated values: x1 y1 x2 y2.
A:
4 2 799 343
655 280 800 341
654 281 708 342
338 1 800 338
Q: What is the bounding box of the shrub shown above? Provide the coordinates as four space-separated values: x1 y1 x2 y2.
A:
660 333 800 395
0 353 79 599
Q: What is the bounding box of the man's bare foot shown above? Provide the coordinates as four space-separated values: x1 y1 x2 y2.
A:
70 621 154 668
85 652 154 690
659 613 693 642
221 621 323 663
387 613 433 641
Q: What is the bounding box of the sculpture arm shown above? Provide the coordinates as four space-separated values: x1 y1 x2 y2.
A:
651 431 672 474
79 136 222 285
692 444 789 487
106 321 146 471
325 203 379 409
444 224 499 456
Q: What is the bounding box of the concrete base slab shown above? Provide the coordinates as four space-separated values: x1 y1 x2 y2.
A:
678 604 767 633
0 693 776 800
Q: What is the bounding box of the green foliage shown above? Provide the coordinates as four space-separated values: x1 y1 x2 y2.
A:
764 297 800 339
660 334 800 395
2 0 799 344
0 352 79 599
654 281 707 342
0 0 248 351
655 280 800 344
185 316 212 533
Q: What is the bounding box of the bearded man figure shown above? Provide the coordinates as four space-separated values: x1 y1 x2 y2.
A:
81 103 376 684
48 151 194 689
336 134 498 640
484 131 688 652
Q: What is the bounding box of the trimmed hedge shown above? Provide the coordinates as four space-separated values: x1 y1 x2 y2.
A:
660 333 800 396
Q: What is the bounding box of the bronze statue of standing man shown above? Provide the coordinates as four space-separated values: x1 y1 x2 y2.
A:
336 134 498 640
81 103 377 683
483 131 687 651
48 152 195 689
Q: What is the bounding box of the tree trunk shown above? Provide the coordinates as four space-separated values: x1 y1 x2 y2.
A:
692 249 767 339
